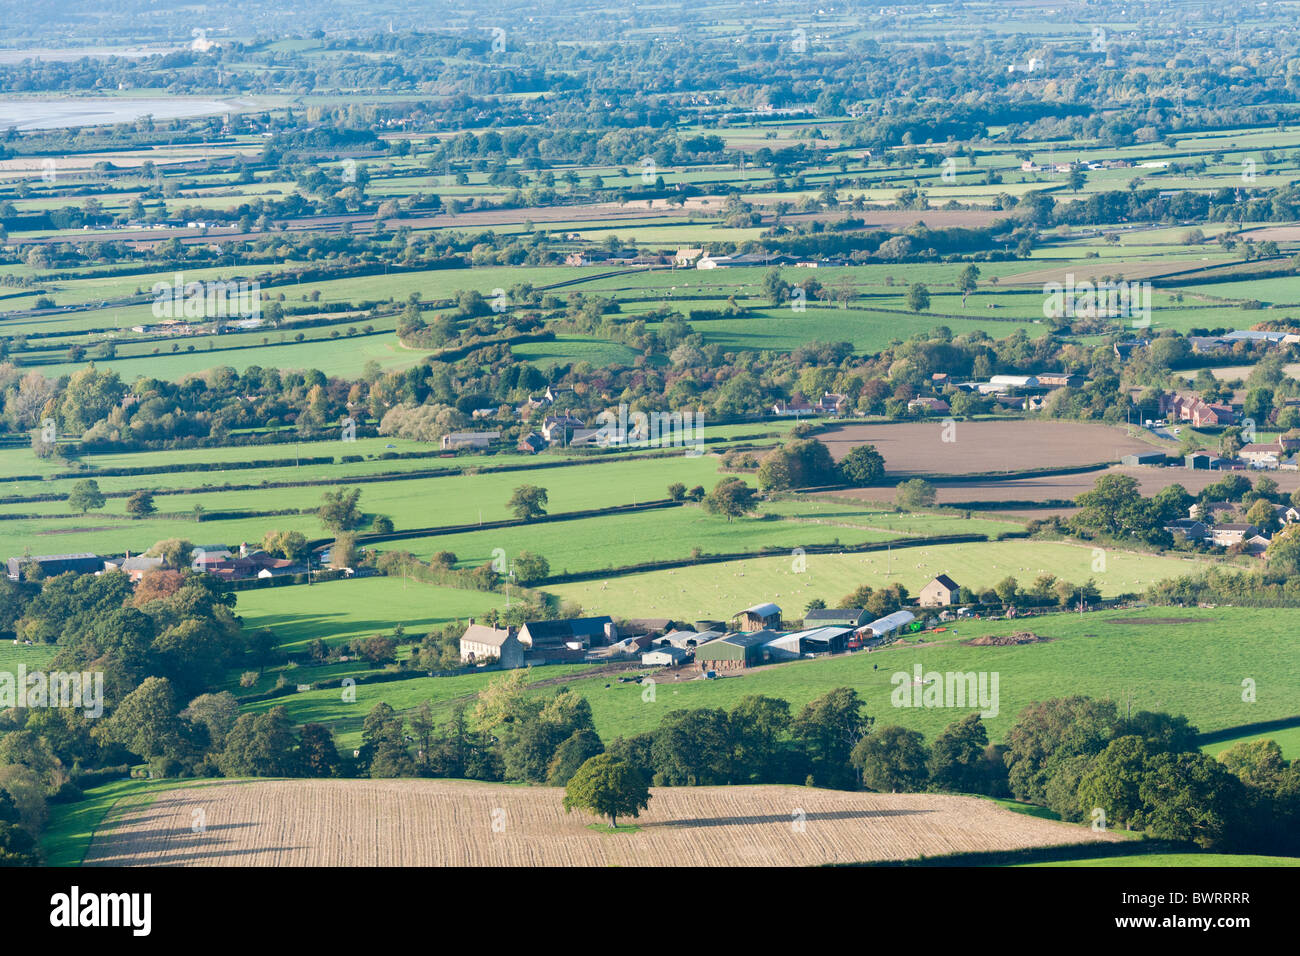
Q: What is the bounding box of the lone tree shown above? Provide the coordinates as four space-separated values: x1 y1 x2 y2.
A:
67 478 105 515
509 484 549 521
125 490 157 518
512 551 550 586
761 267 790 307
906 282 931 313
563 754 651 828
896 477 937 509
703 477 758 522
319 487 363 534
840 444 885 485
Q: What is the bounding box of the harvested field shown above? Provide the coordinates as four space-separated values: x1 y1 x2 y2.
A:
1237 226 1300 242
1208 363 1300 381
823 464 1300 511
81 778 1118 867
819 422 1162 477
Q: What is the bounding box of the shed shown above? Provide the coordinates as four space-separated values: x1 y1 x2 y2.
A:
642 646 692 667
769 626 852 658
803 608 869 627
862 610 916 641
734 603 782 630
7 552 101 581
694 631 776 669
655 629 720 649
1120 452 1166 466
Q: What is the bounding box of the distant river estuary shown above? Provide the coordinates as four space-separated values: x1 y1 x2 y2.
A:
0 96 247 131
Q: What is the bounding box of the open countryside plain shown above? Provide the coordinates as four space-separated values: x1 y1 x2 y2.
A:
5 0 1300 889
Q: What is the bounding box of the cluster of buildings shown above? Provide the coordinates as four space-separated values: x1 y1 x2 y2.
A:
1158 392 1236 429
458 616 618 668
1165 501 1300 556
903 371 1087 415
1186 330 1300 353
190 544 307 581
6 544 307 584
772 393 851 417
458 576 966 672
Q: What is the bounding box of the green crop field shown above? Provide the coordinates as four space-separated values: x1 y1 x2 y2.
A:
548 540 1214 621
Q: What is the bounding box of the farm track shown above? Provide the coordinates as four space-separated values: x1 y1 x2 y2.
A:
82 778 1120 867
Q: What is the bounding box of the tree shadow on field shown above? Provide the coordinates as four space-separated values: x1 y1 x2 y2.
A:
650 808 929 829
84 821 272 866
91 843 307 866
240 610 458 645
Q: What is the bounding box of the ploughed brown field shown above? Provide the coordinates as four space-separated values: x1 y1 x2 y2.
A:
819 421 1161 476
81 779 1119 867
823 464 1300 516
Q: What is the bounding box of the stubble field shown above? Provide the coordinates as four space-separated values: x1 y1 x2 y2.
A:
81 778 1120 867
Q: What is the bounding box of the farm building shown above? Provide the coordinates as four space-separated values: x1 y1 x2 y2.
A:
440 431 500 451
519 616 616 652
1185 453 1226 470
516 432 546 455
803 607 870 627
772 400 817 417
642 646 693 667
919 575 961 606
102 554 165 581
988 374 1039 389
734 603 782 630
459 623 524 669
1034 372 1085 388
7 552 101 581
541 414 585 444
862 610 917 641
908 396 950 415
819 393 850 416
654 629 721 649
623 618 678 635
693 631 776 670
766 626 853 659
609 635 654 655
1120 452 1166 466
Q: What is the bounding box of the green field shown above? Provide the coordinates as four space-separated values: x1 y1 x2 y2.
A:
232 575 510 652
238 604 1300 757
549 540 1214 621
554 606 1300 744
1201 725 1300 760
